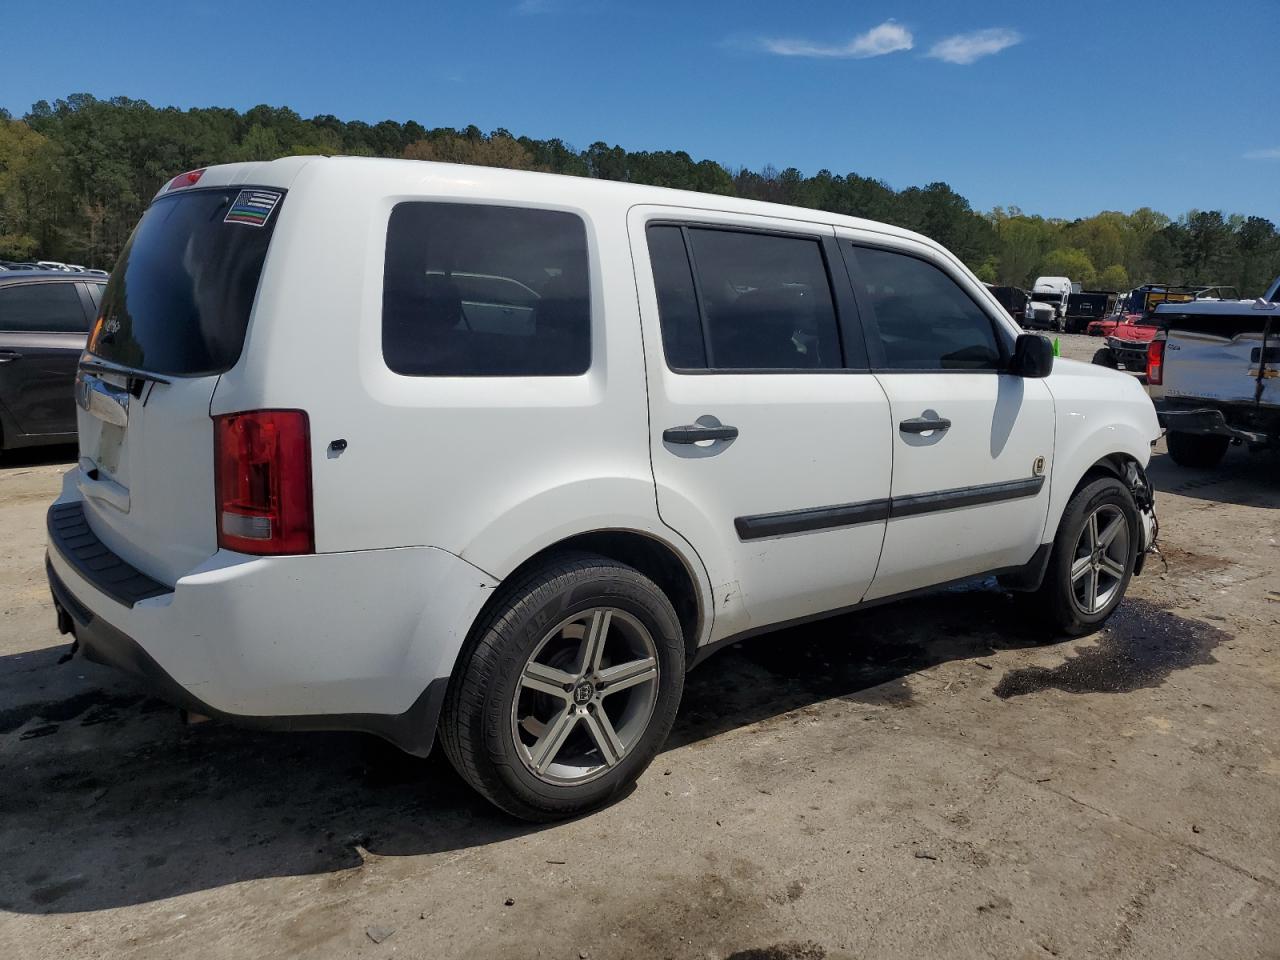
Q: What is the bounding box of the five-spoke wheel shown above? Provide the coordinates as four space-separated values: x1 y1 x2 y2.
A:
1036 475 1140 635
1069 504 1130 615
513 608 660 784
441 552 684 821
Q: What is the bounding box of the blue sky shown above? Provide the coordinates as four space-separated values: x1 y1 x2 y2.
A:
3 0 1277 221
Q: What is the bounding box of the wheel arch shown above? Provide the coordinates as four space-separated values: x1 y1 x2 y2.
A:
458 526 712 671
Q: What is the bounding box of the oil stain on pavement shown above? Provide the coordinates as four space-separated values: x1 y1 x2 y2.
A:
994 599 1226 699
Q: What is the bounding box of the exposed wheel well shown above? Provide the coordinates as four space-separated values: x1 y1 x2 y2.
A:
1072 453 1138 496
498 531 705 662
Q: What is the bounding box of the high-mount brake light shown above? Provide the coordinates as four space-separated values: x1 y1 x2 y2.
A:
168 168 205 190
214 410 314 555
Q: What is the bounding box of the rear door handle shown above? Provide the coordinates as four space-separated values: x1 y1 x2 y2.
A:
0 350 20 363
663 423 739 444
899 416 951 434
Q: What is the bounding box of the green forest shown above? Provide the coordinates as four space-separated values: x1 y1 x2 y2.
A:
2 93 1278 295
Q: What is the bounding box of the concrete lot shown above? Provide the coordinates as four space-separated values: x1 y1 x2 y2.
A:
1 335 1277 959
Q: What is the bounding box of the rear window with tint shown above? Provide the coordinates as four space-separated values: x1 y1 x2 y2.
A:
91 188 282 375
0 282 88 332
382 202 591 377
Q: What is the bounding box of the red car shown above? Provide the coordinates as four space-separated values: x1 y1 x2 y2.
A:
1090 285 1238 370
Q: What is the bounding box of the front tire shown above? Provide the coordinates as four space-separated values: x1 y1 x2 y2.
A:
1035 477 1139 636
440 552 685 821
1092 347 1118 369
1167 431 1229 469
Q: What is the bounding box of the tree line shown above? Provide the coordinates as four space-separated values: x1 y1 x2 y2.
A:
2 93 1277 295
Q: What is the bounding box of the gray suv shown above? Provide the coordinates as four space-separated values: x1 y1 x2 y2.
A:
0 271 105 452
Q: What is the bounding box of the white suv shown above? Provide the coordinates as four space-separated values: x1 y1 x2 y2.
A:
48 157 1160 820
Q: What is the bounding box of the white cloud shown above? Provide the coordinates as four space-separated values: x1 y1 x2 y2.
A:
761 20 914 59
927 27 1022 64
1243 146 1280 160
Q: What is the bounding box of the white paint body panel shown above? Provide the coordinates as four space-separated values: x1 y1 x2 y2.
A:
51 474 498 717
865 371 1055 600
51 156 1161 725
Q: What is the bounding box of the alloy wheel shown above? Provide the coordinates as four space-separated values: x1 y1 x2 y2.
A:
1070 504 1130 615
511 607 660 785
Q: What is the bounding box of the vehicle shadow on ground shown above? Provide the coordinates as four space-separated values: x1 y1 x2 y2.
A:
0 444 77 471
1146 446 1280 509
0 583 1080 915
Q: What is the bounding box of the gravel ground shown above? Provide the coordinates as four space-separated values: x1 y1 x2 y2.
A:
1 338 1276 959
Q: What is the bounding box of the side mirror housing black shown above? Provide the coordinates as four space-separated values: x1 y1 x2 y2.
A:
1011 333 1054 378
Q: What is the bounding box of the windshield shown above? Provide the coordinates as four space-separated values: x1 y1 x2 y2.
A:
1031 290 1064 303
90 187 283 376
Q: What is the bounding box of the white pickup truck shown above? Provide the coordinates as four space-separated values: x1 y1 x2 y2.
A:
1149 297 1279 467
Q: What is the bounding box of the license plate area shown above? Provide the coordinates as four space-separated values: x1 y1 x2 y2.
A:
75 369 131 483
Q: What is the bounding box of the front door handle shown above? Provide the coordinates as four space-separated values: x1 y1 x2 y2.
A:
899 416 951 434
0 350 20 364
663 423 739 444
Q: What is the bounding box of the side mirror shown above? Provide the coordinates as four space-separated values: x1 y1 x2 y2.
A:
1011 333 1054 378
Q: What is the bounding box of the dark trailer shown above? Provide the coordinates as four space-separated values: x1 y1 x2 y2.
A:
1065 291 1114 334
987 285 1029 323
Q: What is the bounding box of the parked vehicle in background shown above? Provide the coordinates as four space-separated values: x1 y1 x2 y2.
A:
47 157 1159 820
0 271 105 452
1064 291 1114 334
1148 299 1279 467
1 261 42 271
35 260 71 272
986 284 1029 323
1024 276 1072 331
1091 284 1239 370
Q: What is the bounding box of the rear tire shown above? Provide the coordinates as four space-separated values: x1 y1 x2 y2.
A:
1092 347 1118 369
1034 477 1139 636
1167 431 1229 469
440 552 685 821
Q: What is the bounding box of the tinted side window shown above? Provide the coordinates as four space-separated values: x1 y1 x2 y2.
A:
683 229 841 370
0 283 88 333
647 225 706 369
383 203 590 377
846 245 1001 371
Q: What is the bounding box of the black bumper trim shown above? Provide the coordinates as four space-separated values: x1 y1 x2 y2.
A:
45 559 446 757
1155 405 1271 446
47 501 173 608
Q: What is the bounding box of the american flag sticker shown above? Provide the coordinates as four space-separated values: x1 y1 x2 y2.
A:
224 189 281 227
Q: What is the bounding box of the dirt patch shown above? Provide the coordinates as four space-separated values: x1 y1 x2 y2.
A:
725 942 827 960
994 599 1226 699
1156 544 1231 575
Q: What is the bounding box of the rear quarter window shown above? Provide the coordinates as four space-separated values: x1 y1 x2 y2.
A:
382 202 591 377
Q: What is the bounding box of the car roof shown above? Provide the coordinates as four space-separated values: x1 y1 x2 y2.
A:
1154 299 1278 316
166 155 946 255
0 270 104 283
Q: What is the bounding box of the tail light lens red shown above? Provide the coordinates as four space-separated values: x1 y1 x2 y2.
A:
168 168 205 190
214 410 314 555
1147 338 1166 386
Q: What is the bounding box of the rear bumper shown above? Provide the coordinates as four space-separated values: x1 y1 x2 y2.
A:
45 485 499 755
1155 404 1275 447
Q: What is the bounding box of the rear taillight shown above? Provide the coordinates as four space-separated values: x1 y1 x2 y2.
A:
214 410 314 555
1146 338 1166 386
